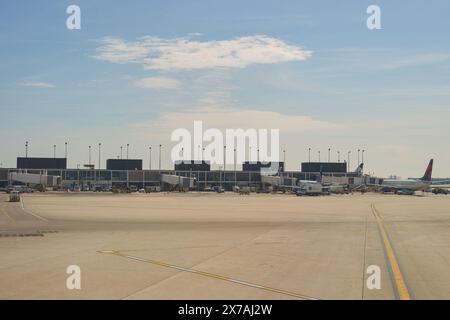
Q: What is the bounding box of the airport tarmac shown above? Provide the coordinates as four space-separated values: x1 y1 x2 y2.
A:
0 192 450 300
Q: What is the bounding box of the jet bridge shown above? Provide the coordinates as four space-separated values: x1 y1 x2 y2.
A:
160 174 195 191
9 172 60 187
261 175 297 192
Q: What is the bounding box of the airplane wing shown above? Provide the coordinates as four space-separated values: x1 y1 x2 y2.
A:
430 180 450 185
430 184 450 189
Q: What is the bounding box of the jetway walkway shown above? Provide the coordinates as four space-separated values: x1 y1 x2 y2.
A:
160 174 195 191
9 172 60 187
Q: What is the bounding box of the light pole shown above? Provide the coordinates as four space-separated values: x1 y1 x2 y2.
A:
308 148 311 162
98 143 101 169
126 144 130 159
120 146 123 160
158 144 162 171
53 144 56 158
337 151 340 162
234 148 237 186
318 151 321 162
283 149 286 167
347 151 351 172
234 148 237 172
223 145 226 171
358 149 360 165
362 149 365 164
88 146 92 166
65 142 68 159
149 147 152 170
25 141 29 158
328 148 331 162
202 147 205 162
257 148 260 162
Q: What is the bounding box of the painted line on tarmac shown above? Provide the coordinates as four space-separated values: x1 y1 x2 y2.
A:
0 207 15 223
370 203 411 300
20 197 49 222
98 250 318 300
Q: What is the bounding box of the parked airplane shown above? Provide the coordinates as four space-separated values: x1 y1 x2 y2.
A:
428 179 450 195
294 163 364 195
321 163 364 194
273 166 324 195
379 159 433 193
280 163 365 195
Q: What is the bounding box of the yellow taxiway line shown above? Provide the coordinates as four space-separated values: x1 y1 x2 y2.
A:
371 203 411 300
98 250 318 300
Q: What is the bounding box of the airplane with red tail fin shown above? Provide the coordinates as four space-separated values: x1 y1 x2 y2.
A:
379 159 434 193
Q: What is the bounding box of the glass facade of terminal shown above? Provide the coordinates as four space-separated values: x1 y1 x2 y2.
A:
0 167 360 190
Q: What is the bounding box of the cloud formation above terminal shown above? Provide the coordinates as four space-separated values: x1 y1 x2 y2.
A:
94 35 312 71
18 82 55 88
134 76 182 89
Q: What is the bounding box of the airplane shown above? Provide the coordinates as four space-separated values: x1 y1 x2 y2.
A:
293 179 323 196
320 163 364 194
268 166 324 196
378 159 433 194
428 180 450 195
430 187 449 195
278 163 365 195
354 163 364 175
429 179 450 188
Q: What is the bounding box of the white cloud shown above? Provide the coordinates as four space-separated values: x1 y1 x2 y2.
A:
135 76 182 89
187 32 204 37
94 35 312 71
131 106 338 137
18 82 55 88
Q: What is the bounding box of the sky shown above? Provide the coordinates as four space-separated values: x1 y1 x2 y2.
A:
0 0 449 177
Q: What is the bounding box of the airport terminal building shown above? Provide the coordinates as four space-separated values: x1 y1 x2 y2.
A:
0 157 369 190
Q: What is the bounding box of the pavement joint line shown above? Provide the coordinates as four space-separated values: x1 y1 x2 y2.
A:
0 207 15 223
361 212 368 300
370 203 411 300
98 250 318 300
20 196 49 222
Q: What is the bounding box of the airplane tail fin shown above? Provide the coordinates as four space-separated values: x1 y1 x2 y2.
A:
421 159 433 181
317 165 323 183
355 163 364 174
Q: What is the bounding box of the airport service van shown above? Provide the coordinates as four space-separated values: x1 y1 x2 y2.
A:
145 186 161 193
9 191 20 202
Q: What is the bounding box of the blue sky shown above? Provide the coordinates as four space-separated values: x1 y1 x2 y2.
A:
1 1 449 176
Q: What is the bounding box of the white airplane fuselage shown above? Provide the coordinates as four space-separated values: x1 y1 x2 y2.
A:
381 179 429 191
298 180 321 185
